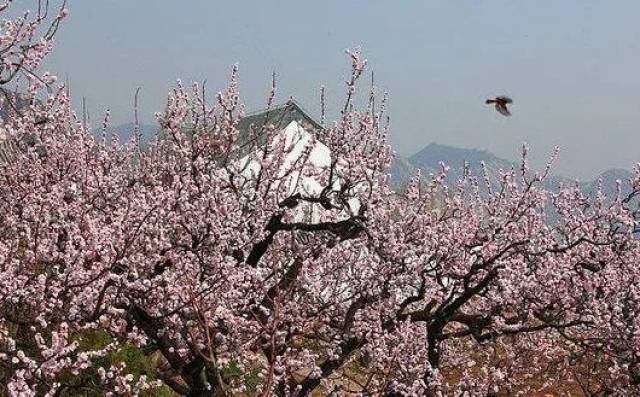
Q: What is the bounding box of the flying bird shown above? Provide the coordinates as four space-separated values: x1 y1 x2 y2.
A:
485 96 513 116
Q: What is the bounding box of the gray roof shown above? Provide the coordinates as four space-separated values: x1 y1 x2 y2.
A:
0 139 17 163
0 134 46 164
0 92 32 121
236 101 322 147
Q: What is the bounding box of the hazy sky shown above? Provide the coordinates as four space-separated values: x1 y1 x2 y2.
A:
43 1 640 179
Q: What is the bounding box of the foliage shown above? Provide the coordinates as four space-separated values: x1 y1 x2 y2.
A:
2 2 640 397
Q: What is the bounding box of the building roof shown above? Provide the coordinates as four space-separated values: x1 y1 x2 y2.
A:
0 139 16 163
237 101 322 145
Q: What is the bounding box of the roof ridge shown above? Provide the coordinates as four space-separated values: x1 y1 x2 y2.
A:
242 100 320 127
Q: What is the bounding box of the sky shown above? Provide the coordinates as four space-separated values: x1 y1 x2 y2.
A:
40 0 640 180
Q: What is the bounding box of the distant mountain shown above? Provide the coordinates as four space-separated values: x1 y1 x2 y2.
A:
408 143 514 190
392 142 634 198
580 167 634 198
389 156 417 187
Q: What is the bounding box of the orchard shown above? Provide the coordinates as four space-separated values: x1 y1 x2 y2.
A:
1 2 640 396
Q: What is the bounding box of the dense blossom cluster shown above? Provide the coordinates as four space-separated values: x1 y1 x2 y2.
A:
2 3 640 396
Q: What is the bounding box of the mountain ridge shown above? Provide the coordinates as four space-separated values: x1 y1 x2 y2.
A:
392 142 634 196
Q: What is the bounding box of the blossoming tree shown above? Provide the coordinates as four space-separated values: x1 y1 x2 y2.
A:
1 2 640 396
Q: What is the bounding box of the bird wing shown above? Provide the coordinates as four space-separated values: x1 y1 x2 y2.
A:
496 96 512 104
495 103 511 116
